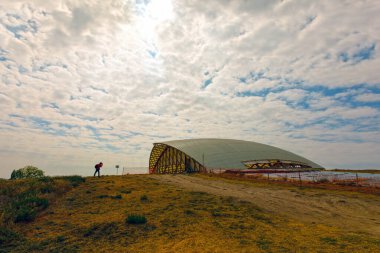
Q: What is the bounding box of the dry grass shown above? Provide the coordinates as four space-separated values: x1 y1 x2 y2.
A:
1 175 379 252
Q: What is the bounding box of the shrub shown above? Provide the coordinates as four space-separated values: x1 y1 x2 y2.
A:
0 177 73 227
126 214 147 224
12 195 49 223
140 195 148 202
10 166 44 179
111 194 122 199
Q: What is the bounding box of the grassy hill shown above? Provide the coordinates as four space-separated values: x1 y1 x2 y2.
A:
1 175 379 252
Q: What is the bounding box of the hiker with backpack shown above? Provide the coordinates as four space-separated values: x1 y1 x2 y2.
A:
94 162 103 177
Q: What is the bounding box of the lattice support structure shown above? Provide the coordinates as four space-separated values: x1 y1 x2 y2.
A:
242 160 312 170
149 144 206 174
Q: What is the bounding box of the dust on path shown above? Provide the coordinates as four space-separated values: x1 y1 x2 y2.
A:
150 174 380 236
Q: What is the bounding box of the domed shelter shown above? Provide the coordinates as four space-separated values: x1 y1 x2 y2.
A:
149 138 323 174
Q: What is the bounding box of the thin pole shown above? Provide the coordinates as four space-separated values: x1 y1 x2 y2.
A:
298 171 302 187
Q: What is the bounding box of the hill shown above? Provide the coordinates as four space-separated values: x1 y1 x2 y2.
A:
1 174 380 252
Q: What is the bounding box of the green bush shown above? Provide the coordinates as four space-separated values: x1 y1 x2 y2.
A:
11 195 49 223
111 194 122 199
10 166 44 179
126 214 147 224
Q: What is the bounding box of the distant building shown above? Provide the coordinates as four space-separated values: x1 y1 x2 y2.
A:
149 138 323 174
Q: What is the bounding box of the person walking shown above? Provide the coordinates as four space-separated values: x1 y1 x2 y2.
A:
94 162 103 177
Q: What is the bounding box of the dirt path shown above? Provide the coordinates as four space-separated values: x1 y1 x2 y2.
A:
151 174 380 236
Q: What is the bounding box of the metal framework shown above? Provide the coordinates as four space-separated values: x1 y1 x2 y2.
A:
149 143 206 174
242 159 311 170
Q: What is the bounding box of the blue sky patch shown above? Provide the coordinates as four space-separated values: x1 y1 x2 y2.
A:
338 43 376 64
148 50 157 58
6 24 28 39
18 65 27 73
202 77 213 89
352 43 375 62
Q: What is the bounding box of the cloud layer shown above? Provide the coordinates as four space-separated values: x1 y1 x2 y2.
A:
1 0 379 177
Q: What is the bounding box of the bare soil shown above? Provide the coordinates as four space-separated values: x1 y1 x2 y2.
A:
151 174 380 236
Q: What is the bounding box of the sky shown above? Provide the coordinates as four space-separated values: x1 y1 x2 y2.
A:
0 0 380 178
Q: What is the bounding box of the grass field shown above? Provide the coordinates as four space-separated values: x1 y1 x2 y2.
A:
1 174 380 252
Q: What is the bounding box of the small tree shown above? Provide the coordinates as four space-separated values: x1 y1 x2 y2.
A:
10 166 44 179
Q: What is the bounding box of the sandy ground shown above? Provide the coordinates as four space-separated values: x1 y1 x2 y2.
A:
151 174 380 236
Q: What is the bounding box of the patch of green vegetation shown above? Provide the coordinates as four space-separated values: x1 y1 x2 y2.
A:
55 235 66 243
126 214 147 224
57 176 85 187
12 195 49 222
0 226 24 251
10 166 44 179
0 176 86 226
211 209 224 217
189 191 208 196
140 195 148 202
320 236 338 245
96 194 122 199
256 236 272 251
111 194 122 200
184 209 196 216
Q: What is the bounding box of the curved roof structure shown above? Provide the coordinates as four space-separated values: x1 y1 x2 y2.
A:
149 138 323 174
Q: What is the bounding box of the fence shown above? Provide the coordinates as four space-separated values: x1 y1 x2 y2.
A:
223 170 380 188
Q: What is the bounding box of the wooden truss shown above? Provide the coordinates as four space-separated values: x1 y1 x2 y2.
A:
149 144 206 174
242 159 311 170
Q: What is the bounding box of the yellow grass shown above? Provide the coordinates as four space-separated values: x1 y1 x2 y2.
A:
2 175 380 252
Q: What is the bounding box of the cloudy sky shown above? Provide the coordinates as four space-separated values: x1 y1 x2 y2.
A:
1 0 379 178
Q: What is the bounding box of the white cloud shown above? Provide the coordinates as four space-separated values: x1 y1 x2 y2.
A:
0 0 380 178
355 93 380 103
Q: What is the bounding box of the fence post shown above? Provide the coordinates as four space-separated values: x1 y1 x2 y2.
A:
298 171 302 187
